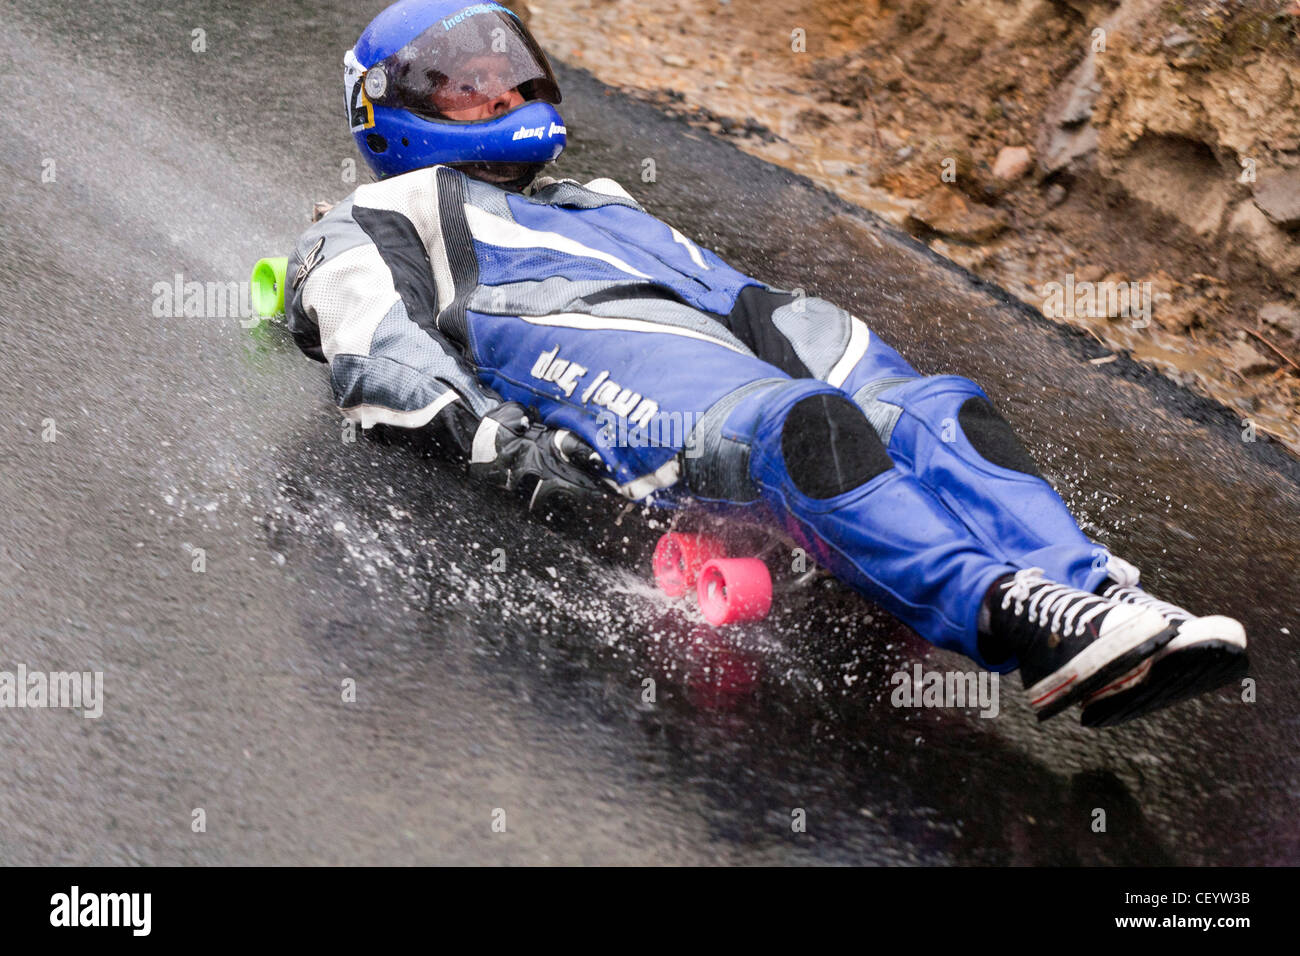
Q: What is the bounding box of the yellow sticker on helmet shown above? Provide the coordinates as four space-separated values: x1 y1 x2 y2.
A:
359 88 375 130
346 68 376 132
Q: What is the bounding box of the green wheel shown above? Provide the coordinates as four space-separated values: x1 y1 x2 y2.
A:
250 256 289 317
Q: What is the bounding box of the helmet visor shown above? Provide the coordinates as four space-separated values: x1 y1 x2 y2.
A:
365 8 560 122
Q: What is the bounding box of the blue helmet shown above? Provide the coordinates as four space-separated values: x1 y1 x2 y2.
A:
345 1 566 187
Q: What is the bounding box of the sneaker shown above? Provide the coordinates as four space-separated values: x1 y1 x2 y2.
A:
1079 584 1248 727
986 568 1178 722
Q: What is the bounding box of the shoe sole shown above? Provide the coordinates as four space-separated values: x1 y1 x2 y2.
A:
1026 610 1178 722
1080 634 1249 728
1083 616 1245 704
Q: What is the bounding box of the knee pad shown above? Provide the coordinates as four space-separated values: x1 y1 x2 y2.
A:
877 375 1040 478
685 379 895 504
781 392 894 498
877 374 1100 586
957 395 1041 478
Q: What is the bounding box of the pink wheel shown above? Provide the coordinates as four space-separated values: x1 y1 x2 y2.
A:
652 533 726 598
696 558 772 626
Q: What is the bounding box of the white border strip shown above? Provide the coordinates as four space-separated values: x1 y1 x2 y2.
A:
826 317 870 388
516 312 750 355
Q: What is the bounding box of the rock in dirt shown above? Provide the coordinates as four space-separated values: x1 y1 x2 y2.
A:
1037 53 1101 175
1227 337 1277 378
993 146 1033 180
1260 301 1300 339
907 187 1009 243
1228 199 1300 279
1252 169 1300 231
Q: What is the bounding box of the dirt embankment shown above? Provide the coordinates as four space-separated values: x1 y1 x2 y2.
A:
519 0 1300 452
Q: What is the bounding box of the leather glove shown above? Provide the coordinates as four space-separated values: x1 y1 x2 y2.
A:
469 403 612 510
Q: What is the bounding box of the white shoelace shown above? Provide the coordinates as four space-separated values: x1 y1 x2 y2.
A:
1001 567 1111 638
1103 584 1189 623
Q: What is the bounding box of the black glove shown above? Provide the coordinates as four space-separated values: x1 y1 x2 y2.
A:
469 403 612 510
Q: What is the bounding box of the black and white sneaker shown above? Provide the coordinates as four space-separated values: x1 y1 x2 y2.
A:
986 568 1178 722
1079 584 1249 728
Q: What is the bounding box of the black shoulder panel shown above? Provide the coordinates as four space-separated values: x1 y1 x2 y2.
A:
351 205 440 335
433 167 479 349
284 241 325 363
723 285 813 378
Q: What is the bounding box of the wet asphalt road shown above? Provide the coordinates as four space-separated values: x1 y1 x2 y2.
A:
0 0 1296 865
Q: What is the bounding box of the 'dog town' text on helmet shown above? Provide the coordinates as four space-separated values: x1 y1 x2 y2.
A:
345 0 566 188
